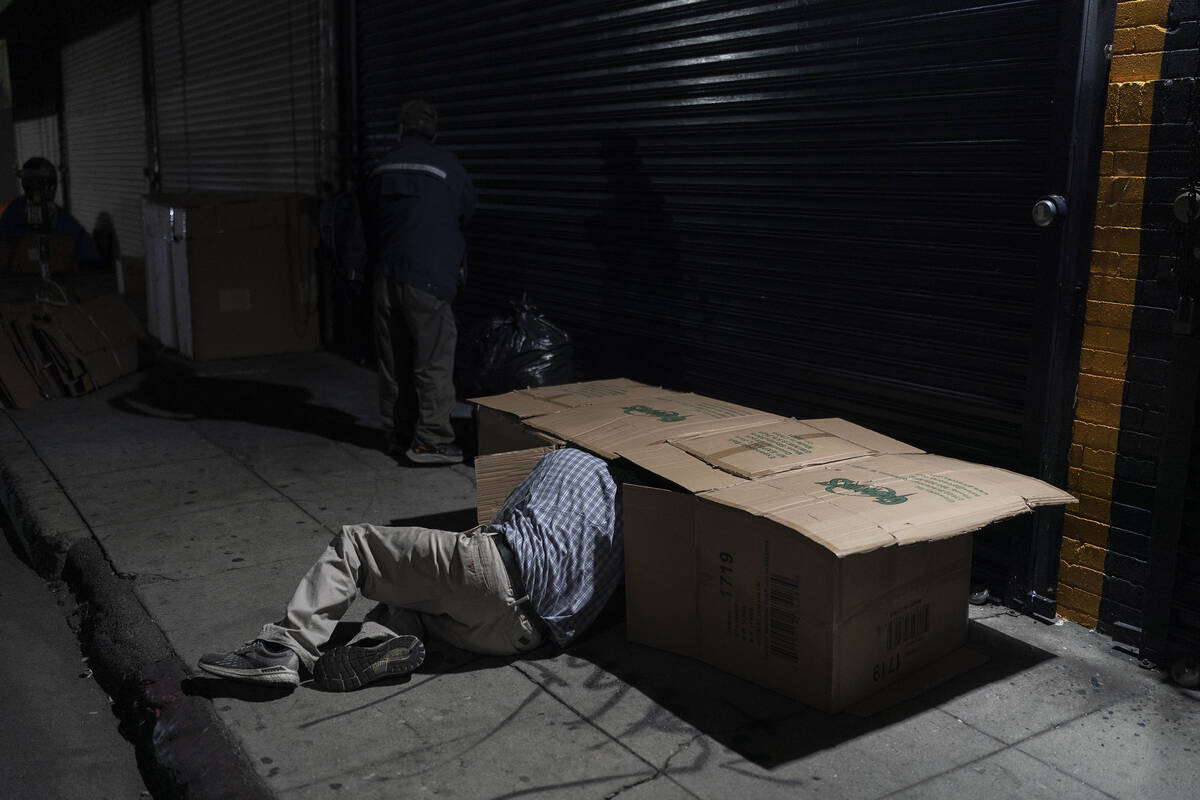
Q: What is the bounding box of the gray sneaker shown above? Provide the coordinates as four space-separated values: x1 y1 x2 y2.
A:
312 635 426 692
405 437 463 465
197 640 301 687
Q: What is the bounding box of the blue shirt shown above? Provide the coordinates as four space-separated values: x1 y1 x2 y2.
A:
368 135 475 301
487 448 624 646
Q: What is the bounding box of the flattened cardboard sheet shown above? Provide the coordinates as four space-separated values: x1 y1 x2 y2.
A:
469 391 572 420
523 377 654 406
470 379 655 420
528 391 785 459
669 419 875 478
704 453 1076 557
619 442 747 493
803 418 925 456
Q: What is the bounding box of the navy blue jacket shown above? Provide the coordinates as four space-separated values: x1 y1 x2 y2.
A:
368 135 475 301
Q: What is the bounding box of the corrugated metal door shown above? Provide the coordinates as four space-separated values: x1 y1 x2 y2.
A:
13 116 60 177
355 0 1093 472
61 17 147 260
148 0 321 194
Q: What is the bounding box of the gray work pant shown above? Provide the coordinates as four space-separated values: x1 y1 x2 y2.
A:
258 524 543 670
373 274 457 446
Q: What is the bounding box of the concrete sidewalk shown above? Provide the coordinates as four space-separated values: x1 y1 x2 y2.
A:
1 350 1198 800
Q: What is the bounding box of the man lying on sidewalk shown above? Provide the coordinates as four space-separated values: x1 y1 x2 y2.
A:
198 448 623 690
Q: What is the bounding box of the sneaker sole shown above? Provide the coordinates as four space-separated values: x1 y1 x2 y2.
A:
197 661 300 687
312 635 426 692
404 449 463 465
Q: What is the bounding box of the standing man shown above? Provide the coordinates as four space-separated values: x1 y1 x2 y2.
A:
370 99 476 464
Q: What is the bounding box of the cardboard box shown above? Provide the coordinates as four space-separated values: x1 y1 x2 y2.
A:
143 193 319 360
472 381 1076 712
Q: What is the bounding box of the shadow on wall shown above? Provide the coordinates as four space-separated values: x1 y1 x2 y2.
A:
92 211 119 271
589 131 687 389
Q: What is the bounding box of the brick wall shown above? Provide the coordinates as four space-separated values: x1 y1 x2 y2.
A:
1058 0 1196 641
1057 0 1170 629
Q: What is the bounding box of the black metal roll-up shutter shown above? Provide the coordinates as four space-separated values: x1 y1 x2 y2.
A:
356 0 1072 470
149 0 321 194
61 16 147 259
13 116 60 176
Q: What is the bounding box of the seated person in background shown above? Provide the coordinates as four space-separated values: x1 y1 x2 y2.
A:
199 448 625 691
0 157 101 273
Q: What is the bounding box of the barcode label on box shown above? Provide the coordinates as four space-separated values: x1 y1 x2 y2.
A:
768 573 799 663
886 602 930 650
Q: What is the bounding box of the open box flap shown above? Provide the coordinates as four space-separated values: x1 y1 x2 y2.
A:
702 453 1076 557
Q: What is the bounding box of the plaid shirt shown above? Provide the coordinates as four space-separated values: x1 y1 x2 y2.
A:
486 448 623 646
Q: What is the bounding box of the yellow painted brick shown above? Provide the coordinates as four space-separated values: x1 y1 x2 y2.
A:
1080 444 1118 474
1112 148 1151 176
1094 201 1147 228
1078 373 1126 403
1099 149 1116 176
1085 298 1135 327
1086 275 1138 305
1064 513 1111 547
1113 27 1137 55
1057 582 1102 622
1074 494 1113 525
1061 563 1106 595
1082 323 1134 354
1116 81 1157 124
1069 442 1084 468
1112 51 1166 82
1087 250 1120 276
1076 397 1123 427
1091 226 1142 254
1071 418 1121 450
1114 0 1171 30
1102 123 1153 151
1060 536 1109 572
1078 347 1128 378
1115 252 1143 278
1098 175 1147 206
1075 422 1118 453
1068 466 1115 498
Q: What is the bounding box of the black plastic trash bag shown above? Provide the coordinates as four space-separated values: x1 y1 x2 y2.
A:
459 299 575 396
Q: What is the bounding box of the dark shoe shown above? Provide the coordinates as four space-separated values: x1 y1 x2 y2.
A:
405 437 463 465
197 640 301 687
312 635 426 692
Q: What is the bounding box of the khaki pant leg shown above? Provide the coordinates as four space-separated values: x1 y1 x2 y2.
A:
258 524 539 670
400 283 457 445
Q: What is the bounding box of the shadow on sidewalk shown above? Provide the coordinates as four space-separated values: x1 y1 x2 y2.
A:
107 363 383 452
547 617 1055 770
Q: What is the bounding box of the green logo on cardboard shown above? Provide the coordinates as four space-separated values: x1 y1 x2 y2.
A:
817 477 908 505
622 404 688 423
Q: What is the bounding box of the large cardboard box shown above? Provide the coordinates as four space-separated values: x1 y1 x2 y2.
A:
472 380 1076 712
143 193 319 360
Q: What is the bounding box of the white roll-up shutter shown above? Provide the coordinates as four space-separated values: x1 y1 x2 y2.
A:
13 116 60 178
61 17 147 259
149 0 320 194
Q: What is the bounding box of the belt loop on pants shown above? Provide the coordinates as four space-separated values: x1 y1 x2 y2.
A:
488 530 528 601
483 528 550 642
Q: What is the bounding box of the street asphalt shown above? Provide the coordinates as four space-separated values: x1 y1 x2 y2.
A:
1 349 1198 800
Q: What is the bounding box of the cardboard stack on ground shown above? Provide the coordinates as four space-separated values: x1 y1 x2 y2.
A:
472 378 1076 712
0 293 141 408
